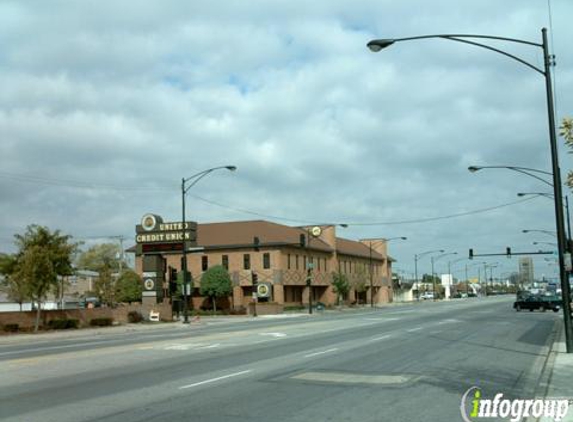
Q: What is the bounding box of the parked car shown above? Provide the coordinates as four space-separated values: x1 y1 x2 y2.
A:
420 292 434 300
513 295 560 312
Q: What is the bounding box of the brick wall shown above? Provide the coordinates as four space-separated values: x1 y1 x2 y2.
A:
0 303 173 331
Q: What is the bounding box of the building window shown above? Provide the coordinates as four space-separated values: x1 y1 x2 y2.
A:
287 254 291 270
263 253 271 269
222 255 229 270
243 254 251 270
202 256 208 271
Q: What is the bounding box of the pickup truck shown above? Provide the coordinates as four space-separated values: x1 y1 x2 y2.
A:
513 295 561 312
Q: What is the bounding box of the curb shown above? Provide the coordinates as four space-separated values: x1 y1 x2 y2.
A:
525 318 563 422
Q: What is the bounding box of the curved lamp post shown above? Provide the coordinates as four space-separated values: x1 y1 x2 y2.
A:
468 165 553 187
368 28 572 352
518 192 572 241
362 236 407 307
181 165 237 323
522 229 557 238
414 249 444 300
431 252 457 300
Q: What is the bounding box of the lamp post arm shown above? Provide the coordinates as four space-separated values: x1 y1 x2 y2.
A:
471 165 553 186
183 165 236 193
506 167 553 186
391 33 542 48
442 37 544 75
369 33 544 74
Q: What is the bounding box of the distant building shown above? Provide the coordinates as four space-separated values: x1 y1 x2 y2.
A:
519 257 534 286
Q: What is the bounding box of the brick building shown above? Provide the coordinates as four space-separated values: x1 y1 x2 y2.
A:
133 219 394 310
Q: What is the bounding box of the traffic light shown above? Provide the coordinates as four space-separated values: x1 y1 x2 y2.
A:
506 247 512 257
251 271 258 286
469 249 474 259
300 233 306 248
253 236 260 252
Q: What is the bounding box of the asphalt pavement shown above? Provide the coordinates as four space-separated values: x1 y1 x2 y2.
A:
0 297 567 422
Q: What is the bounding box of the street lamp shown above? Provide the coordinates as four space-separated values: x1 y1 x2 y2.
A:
465 261 485 297
414 249 444 300
181 165 237 323
518 192 572 241
362 236 407 308
368 28 572 352
447 257 468 296
430 252 457 300
468 165 553 187
483 262 499 296
522 229 557 238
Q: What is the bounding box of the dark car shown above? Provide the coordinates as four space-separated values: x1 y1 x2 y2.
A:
513 295 560 312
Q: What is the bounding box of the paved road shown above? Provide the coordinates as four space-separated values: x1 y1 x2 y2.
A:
0 297 560 422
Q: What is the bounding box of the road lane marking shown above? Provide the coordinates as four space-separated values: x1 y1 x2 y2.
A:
292 372 413 385
259 332 287 337
198 343 220 349
369 334 392 342
436 319 460 324
179 370 252 390
364 317 399 322
304 348 338 358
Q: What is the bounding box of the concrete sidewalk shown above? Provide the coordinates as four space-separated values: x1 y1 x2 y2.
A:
535 320 573 422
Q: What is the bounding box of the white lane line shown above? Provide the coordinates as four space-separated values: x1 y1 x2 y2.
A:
364 317 400 322
179 370 252 390
436 319 460 325
369 334 392 342
259 332 287 338
406 327 423 333
198 343 220 349
304 348 338 358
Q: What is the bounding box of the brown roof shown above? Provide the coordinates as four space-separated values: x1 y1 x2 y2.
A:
197 220 333 253
128 219 389 261
336 237 385 261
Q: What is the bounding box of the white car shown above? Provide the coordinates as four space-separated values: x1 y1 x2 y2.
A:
421 292 435 300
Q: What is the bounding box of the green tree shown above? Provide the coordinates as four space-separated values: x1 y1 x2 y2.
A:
15 246 57 331
94 263 115 306
0 253 27 311
331 272 350 306
77 243 124 272
560 117 573 187
15 225 78 277
12 225 78 330
200 265 232 313
115 269 142 304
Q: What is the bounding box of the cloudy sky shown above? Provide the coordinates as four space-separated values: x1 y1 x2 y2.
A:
1 0 572 281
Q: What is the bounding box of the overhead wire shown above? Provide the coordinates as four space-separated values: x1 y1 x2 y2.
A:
0 170 542 228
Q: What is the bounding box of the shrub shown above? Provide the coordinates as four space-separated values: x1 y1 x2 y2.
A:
89 317 113 327
47 319 79 330
3 324 19 333
127 311 143 323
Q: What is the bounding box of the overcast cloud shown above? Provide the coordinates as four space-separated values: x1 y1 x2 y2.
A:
1 0 572 280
